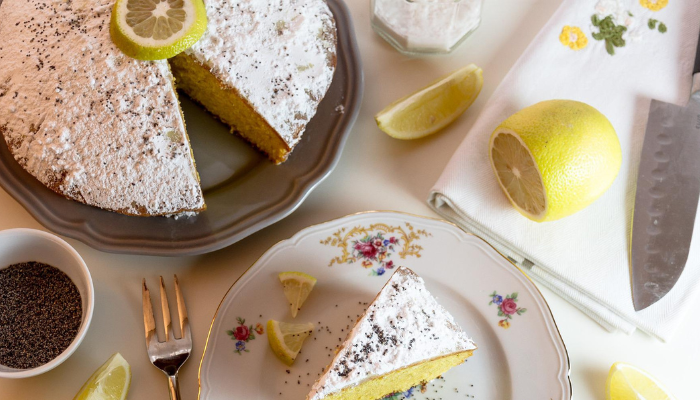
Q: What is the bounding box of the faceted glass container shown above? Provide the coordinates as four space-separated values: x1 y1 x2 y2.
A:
371 0 483 56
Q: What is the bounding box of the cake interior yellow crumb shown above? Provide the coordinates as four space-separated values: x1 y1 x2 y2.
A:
320 350 474 400
169 53 291 164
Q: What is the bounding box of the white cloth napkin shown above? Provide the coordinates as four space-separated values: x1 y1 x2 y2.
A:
428 0 700 341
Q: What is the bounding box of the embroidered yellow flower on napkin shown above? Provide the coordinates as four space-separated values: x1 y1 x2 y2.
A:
640 0 668 11
559 26 588 50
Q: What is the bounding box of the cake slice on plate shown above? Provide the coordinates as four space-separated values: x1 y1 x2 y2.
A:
307 267 476 400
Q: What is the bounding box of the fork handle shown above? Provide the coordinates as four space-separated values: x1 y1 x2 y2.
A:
167 374 181 400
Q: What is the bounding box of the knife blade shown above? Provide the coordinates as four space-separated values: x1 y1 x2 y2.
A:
631 36 700 311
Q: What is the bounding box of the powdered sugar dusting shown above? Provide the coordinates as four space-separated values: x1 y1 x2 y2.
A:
0 0 204 216
308 267 476 400
184 0 336 148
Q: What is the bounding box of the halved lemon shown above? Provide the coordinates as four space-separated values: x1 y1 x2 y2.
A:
279 271 317 318
73 353 131 400
111 0 208 60
375 64 483 139
489 100 621 222
267 320 314 366
606 362 676 400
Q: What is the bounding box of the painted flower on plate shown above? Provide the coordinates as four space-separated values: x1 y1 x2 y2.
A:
234 325 250 341
489 291 527 328
227 317 260 354
254 323 264 335
500 298 518 315
355 241 378 259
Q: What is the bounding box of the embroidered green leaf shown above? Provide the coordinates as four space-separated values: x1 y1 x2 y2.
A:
659 23 667 33
591 15 627 56
605 40 615 55
628 11 633 17
648 19 658 29
226 330 234 336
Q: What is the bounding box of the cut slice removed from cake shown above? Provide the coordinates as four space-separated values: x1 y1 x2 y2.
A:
307 267 476 400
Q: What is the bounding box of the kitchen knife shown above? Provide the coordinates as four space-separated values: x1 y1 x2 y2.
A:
630 33 700 311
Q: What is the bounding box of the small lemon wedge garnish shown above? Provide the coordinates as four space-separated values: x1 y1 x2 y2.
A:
267 320 314 366
73 353 131 400
279 271 317 318
375 64 483 140
606 362 676 400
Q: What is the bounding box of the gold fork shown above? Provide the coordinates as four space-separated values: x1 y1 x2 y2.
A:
142 275 192 400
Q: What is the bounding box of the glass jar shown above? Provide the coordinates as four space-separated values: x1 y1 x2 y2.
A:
371 0 483 56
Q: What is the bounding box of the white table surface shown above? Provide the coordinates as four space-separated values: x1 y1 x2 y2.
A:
1 1 699 399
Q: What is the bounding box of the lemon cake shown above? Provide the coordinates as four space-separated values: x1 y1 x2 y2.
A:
0 0 204 216
307 267 476 400
170 0 337 164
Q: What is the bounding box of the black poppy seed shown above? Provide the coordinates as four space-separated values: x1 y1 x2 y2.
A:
0 262 82 369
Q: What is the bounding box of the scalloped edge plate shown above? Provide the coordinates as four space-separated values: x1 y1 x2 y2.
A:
198 211 571 400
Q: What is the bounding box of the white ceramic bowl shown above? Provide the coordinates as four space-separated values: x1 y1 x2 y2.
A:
0 228 94 378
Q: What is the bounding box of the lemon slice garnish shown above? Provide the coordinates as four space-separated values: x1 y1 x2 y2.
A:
267 320 314 366
279 271 317 318
489 100 622 222
73 353 131 400
606 362 676 400
375 64 483 140
110 0 208 60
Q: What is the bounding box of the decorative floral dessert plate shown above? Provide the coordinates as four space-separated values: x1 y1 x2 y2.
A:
199 211 571 400
0 0 362 256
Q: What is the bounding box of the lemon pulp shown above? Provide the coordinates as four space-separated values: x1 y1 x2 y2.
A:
606 362 676 400
267 320 314 366
111 0 208 60
279 271 317 318
375 64 483 140
73 353 131 400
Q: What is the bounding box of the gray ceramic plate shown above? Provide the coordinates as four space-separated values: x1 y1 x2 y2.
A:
0 0 363 256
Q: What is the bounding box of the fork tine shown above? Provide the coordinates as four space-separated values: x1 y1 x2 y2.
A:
173 274 189 339
159 276 173 341
142 279 156 342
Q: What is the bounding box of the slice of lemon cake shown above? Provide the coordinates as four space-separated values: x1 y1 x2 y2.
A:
0 0 204 216
169 0 337 164
307 267 476 400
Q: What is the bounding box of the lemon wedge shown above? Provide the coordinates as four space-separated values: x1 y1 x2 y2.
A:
279 271 317 318
606 362 676 400
375 64 483 139
489 100 621 222
267 320 314 366
110 0 208 60
74 353 131 400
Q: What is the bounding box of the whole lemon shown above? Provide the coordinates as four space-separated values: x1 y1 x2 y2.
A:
489 100 622 222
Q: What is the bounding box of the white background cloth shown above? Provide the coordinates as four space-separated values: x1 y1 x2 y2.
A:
2 2 700 400
430 0 700 341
